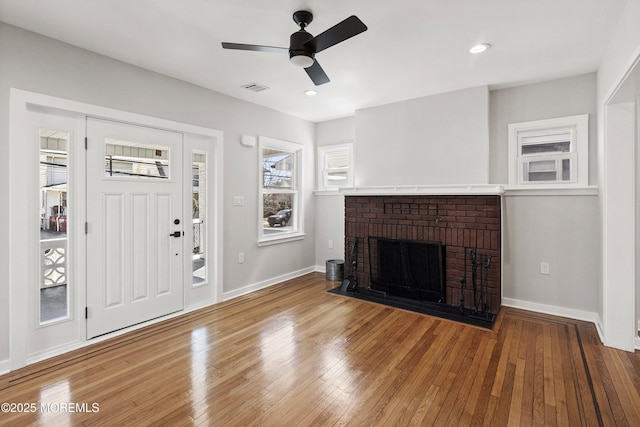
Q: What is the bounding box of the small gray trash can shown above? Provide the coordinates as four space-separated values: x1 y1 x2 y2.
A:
326 259 344 281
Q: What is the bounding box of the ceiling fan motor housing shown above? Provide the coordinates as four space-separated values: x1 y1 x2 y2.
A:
289 30 315 66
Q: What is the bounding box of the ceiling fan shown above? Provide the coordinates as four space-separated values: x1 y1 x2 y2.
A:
222 10 367 86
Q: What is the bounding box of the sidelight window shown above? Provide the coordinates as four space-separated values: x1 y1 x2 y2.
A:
39 129 70 323
192 150 207 286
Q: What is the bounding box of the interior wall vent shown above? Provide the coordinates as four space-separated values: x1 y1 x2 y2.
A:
241 82 270 92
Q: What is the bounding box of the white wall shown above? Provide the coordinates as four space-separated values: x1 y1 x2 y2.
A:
490 74 598 185
490 74 600 317
501 195 600 316
314 117 354 269
596 0 640 351
0 22 316 365
354 86 490 186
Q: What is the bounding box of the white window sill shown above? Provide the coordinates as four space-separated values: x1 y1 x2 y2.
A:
503 185 598 196
257 233 306 247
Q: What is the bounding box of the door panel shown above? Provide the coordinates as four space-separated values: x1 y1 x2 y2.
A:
86 118 183 339
131 193 150 302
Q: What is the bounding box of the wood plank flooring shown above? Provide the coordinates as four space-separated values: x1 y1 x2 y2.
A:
1 272 640 426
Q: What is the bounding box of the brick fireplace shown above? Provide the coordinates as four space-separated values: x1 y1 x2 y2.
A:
344 194 501 314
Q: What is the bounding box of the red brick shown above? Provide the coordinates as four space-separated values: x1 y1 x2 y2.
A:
345 194 501 313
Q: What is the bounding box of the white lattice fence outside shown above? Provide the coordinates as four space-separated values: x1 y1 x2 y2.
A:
41 238 67 289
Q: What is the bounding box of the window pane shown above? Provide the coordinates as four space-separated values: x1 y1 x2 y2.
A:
528 160 556 172
324 151 349 169
325 171 349 186
524 160 558 182
528 171 557 181
105 139 170 179
561 158 571 181
521 141 570 155
192 151 206 286
263 193 293 234
40 129 69 323
262 148 294 189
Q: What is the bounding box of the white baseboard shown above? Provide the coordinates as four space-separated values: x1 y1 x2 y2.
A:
502 297 599 324
185 299 217 313
222 266 316 301
315 264 326 273
594 313 605 344
0 359 10 376
26 340 86 366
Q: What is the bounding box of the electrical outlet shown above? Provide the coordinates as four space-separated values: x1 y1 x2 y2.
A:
238 252 245 264
233 196 245 206
328 240 333 249
540 262 550 275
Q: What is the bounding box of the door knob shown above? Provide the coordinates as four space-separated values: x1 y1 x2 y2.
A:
170 231 182 238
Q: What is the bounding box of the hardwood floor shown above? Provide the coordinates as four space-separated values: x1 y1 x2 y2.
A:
1 272 640 426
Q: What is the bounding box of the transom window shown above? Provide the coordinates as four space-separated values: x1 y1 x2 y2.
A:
104 139 170 179
508 114 588 188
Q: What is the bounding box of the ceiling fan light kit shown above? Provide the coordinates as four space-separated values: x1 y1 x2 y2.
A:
222 10 367 86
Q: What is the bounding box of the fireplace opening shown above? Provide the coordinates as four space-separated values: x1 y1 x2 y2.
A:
369 236 446 303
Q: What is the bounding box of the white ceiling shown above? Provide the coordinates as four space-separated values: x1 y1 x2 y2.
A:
0 0 628 122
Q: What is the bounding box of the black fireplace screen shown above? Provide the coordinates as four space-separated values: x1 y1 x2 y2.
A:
368 236 445 303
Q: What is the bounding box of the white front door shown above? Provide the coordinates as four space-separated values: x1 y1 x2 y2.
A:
86 118 184 338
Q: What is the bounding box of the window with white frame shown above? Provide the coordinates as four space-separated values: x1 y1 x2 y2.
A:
317 143 353 190
508 114 588 187
259 136 304 244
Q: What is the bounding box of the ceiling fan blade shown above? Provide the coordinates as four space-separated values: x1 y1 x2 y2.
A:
221 42 288 54
305 60 330 86
305 15 367 53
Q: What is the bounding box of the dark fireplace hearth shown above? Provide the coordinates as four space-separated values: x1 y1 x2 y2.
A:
330 194 501 329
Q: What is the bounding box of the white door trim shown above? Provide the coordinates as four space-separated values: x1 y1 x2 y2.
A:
8 89 224 370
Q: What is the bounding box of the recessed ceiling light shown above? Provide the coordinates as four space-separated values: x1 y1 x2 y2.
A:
304 90 318 96
469 43 491 54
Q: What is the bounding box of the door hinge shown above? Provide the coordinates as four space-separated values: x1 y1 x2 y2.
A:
85 136 88 150
85 307 88 319
85 222 88 234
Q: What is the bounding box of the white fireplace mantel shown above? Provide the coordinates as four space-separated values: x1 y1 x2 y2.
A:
340 184 505 196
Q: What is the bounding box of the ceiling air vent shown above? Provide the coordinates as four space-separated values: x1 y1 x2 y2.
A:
241 82 270 93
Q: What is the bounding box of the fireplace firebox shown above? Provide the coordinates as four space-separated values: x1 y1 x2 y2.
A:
368 236 445 303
